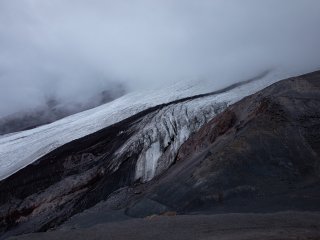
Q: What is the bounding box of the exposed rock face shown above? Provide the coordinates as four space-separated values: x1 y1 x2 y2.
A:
126 71 320 216
0 71 320 239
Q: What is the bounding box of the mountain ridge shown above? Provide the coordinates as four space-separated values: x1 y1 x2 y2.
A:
0 70 320 238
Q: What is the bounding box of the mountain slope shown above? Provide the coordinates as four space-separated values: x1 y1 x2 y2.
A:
0 72 271 237
0 70 273 181
125 71 320 217
1 70 320 238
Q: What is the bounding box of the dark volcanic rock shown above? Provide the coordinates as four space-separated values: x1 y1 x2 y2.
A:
125 71 320 216
0 111 146 238
8 212 320 240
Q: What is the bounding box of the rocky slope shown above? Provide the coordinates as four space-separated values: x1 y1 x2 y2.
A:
0 71 320 239
125 71 320 217
8 212 320 240
0 84 232 237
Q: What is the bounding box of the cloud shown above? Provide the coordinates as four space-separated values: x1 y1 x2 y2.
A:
0 0 320 117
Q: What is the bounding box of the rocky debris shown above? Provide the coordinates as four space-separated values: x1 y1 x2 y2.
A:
0 70 272 182
7 212 320 240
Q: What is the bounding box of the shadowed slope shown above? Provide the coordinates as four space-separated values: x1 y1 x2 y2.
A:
126 71 320 216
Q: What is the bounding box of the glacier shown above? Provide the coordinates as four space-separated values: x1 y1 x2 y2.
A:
0 70 289 181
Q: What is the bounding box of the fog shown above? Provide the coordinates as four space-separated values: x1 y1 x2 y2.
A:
1 0 320 117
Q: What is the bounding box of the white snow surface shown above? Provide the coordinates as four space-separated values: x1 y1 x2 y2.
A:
0 71 288 181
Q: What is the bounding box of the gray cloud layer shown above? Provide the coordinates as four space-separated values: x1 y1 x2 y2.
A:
1 0 320 117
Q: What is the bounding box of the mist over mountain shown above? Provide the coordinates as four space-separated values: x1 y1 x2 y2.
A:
0 83 125 135
1 2 320 239
1 0 320 118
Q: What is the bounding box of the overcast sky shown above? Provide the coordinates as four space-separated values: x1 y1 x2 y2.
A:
0 0 320 117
